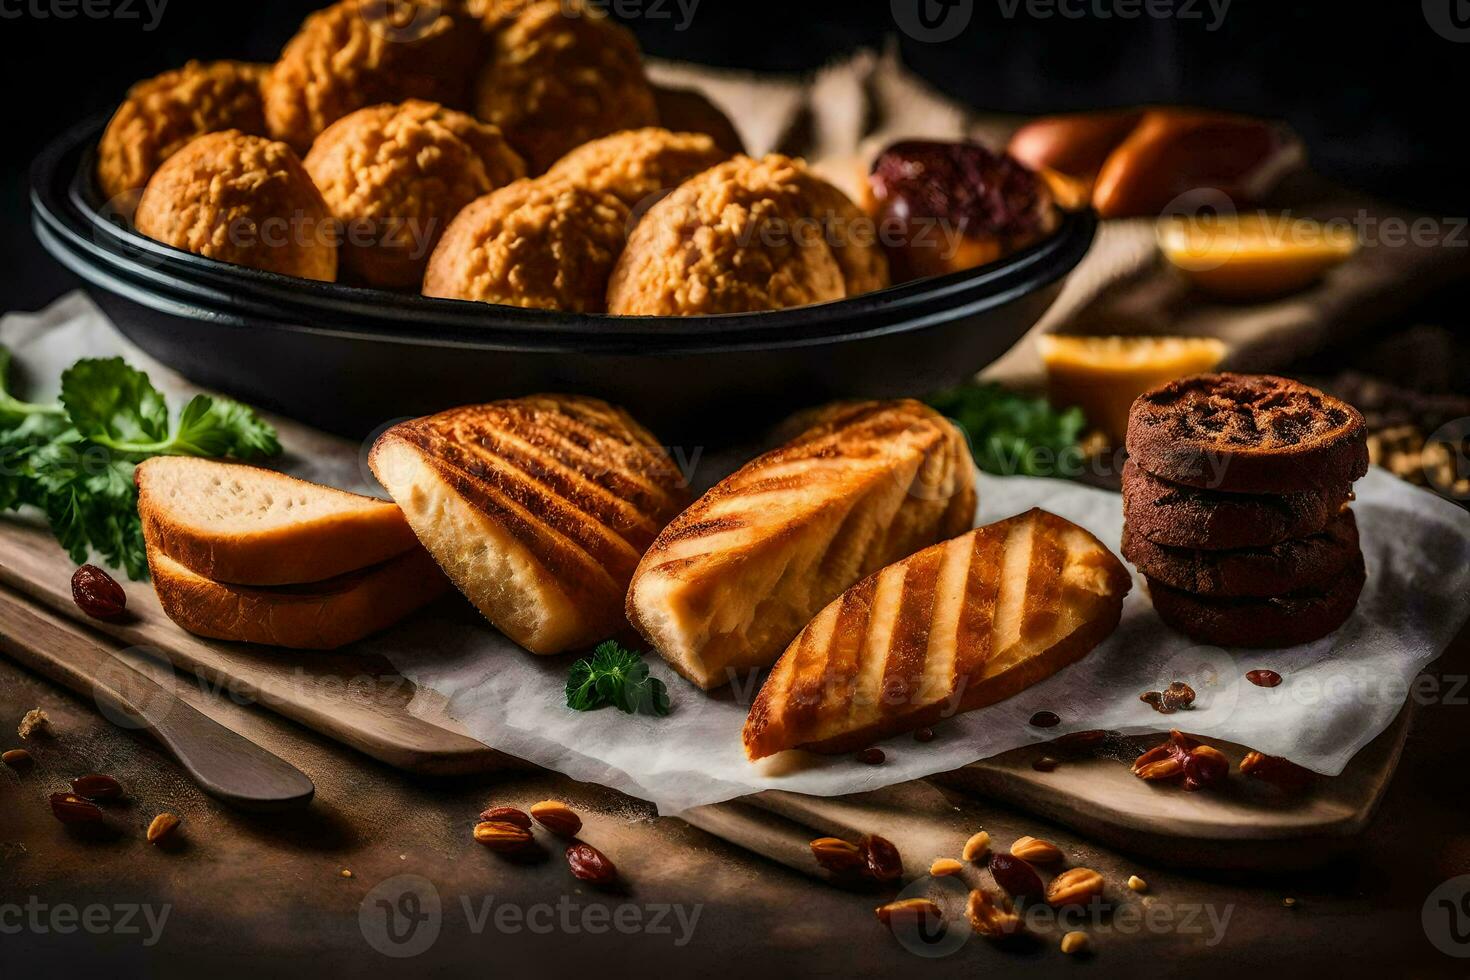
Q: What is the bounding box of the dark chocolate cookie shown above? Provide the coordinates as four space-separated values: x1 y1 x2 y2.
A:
1123 508 1359 597
1126 373 1368 494
1146 553 1365 648
1122 460 1351 550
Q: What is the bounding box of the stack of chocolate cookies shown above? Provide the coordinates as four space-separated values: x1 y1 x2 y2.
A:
1121 374 1370 648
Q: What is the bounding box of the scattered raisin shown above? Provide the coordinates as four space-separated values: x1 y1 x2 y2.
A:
71 565 126 620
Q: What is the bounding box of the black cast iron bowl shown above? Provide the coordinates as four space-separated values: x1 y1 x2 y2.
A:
31 116 1096 443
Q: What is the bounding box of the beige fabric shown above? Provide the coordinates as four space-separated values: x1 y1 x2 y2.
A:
649 48 1470 388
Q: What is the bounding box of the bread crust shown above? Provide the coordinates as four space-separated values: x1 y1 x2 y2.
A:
149 548 449 650
1123 507 1358 598
1146 552 1365 648
1121 459 1350 550
1126 373 1368 494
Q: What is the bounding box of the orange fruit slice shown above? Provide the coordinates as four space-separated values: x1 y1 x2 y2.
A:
1158 213 1357 300
1038 335 1228 445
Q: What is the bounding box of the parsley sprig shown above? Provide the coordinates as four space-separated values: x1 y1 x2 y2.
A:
928 382 1087 478
0 347 280 580
565 641 671 717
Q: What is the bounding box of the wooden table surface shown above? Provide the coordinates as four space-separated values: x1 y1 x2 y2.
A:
2 619 1467 977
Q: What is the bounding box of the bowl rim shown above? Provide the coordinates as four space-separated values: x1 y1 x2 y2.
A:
34 114 1097 352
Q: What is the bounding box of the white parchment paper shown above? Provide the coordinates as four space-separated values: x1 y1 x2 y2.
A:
8 294 1470 815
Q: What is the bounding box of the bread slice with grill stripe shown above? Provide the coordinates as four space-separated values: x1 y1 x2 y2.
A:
626 400 977 690
369 395 692 655
742 508 1131 759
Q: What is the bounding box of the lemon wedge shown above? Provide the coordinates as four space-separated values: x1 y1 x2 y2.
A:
1038 335 1228 445
1158 213 1358 300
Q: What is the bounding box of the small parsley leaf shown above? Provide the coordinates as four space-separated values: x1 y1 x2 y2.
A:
928 382 1087 478
565 641 671 717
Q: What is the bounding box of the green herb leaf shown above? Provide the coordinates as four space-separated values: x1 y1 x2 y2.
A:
60 357 170 446
928 382 1087 478
564 641 671 717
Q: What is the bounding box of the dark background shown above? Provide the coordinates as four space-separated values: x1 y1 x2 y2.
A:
0 0 1465 313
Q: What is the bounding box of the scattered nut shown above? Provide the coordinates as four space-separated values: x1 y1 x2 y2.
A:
1010 836 1063 864
340 869 353 878
1140 681 1196 714
929 858 964 877
17 708 51 739
1239 751 1315 790
49 791 103 826
857 747 886 765
479 805 532 829
2 748 32 769
989 852 1044 900
72 564 127 620
1126 874 1148 893
965 887 1022 939
473 820 534 853
1060 930 1090 955
1282 897 1298 909
1131 743 1184 781
565 842 618 885
1046 867 1105 907
529 799 583 837
962 831 991 862
1031 756 1059 772
1132 730 1227 790
146 812 181 844
810 836 865 876
875 898 943 930
71 773 124 801
1183 744 1229 791
861 834 904 883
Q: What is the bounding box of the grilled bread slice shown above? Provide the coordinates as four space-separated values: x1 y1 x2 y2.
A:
136 457 419 585
149 547 450 650
627 400 976 690
369 395 691 655
743 508 1131 759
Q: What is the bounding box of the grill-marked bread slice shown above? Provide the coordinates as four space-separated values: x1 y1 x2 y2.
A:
1126 373 1367 494
135 457 420 586
149 547 449 650
742 508 1131 759
627 400 977 691
1123 507 1359 598
369 395 691 655
1121 459 1351 550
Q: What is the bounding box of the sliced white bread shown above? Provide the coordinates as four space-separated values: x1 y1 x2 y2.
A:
148 548 450 650
136 457 420 585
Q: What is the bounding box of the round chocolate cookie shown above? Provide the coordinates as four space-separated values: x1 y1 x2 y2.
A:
1146 553 1366 648
1126 373 1368 494
1124 508 1359 597
1122 459 1352 550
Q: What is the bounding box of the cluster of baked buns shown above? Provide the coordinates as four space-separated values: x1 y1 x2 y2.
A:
1121 373 1369 647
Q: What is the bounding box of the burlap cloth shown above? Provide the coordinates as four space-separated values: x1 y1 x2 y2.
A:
649 47 1469 389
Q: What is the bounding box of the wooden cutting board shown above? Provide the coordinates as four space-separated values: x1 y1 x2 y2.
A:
0 516 1411 869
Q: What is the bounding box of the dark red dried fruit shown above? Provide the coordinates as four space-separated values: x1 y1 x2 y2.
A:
1182 745 1229 791
989 852 1044 900
861 834 903 883
71 564 126 620
1141 681 1196 714
565 842 618 885
870 140 1053 246
49 792 104 825
913 728 935 743
1246 669 1282 688
478 805 531 829
1029 711 1061 728
71 773 123 801
857 748 886 765
1031 756 1059 773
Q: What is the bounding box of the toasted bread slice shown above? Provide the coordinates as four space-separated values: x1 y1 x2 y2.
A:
135 457 419 586
369 395 691 655
1126 373 1368 494
742 509 1131 759
149 548 450 650
627 400 977 690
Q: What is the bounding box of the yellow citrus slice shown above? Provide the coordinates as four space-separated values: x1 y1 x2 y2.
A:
1038 335 1228 445
1158 213 1358 300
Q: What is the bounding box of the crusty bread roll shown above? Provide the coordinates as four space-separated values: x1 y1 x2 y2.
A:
369 395 691 655
627 400 977 691
136 457 419 586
